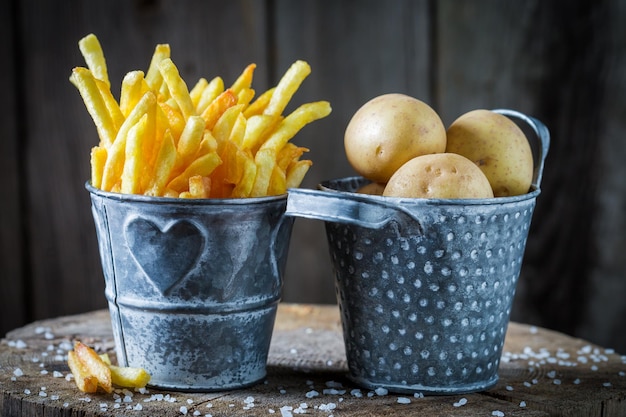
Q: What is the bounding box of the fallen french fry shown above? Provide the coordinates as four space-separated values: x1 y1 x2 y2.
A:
72 342 112 393
68 350 99 393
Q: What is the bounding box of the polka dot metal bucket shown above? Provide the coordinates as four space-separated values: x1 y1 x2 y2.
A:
285 109 549 394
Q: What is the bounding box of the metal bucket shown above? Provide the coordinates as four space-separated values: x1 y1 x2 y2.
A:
285 109 549 394
87 187 294 391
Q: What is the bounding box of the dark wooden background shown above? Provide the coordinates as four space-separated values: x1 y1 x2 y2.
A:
2 0 625 353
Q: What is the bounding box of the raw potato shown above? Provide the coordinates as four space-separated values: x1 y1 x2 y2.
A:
446 109 533 197
344 93 446 183
357 182 386 195
383 153 494 199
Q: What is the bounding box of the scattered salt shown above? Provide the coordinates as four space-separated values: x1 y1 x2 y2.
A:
52 371 64 378
134 404 143 411
24 389 31 395
305 390 319 398
553 379 561 385
492 411 505 416
505 385 514 391
520 401 527 407
193 411 201 416
13 368 23 377
280 405 293 417
397 397 411 404
350 389 363 398
180 405 188 415
319 403 337 411
453 398 468 407
573 378 581 384
374 387 388 396
603 382 612 387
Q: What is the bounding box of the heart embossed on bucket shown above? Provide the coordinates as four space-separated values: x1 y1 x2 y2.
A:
125 218 204 295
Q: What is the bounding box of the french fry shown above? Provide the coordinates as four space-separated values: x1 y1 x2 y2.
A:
120 70 149 117
241 114 282 153
188 175 212 199
68 350 99 393
99 353 151 389
121 114 148 194
243 87 275 118
70 67 117 148
95 78 124 132
101 91 157 191
90 146 107 189
213 104 245 152
72 342 112 393
231 151 257 198
159 58 195 121
277 143 308 172
263 60 311 116
107 364 151 389
190 78 209 109
74 34 331 199
174 115 206 174
259 101 332 154
145 129 177 196
196 76 224 115
145 43 171 91
167 152 222 193
286 159 313 189
78 33 109 87
267 164 287 196
201 89 238 130
230 63 256 95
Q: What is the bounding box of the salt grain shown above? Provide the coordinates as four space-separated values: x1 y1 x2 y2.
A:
492 411 505 416
13 368 23 377
453 397 467 407
350 389 363 398
305 390 319 398
520 401 527 407
603 382 612 387
374 387 388 396
319 403 337 411
280 405 293 417
193 411 201 416
24 389 31 395
52 371 64 378
180 405 188 415
397 397 411 404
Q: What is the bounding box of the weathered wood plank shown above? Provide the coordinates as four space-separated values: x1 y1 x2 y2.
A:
3 305 626 416
0 0 27 336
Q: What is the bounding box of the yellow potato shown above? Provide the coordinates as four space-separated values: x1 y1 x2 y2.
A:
383 153 494 199
445 109 533 197
357 182 386 196
344 93 447 183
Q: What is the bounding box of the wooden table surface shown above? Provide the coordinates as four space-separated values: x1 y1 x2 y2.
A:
1 303 625 417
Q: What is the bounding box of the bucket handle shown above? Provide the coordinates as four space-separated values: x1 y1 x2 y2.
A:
286 108 549 229
492 108 550 189
285 187 423 231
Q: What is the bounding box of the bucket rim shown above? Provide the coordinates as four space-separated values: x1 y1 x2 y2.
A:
85 181 287 206
319 175 541 207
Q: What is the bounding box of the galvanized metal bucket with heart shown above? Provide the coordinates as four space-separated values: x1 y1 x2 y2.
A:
87 186 294 391
285 109 550 394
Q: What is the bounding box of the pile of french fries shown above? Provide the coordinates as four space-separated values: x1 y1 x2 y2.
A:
71 34 331 198
68 341 151 393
